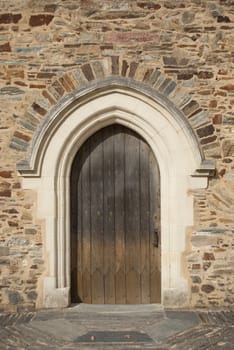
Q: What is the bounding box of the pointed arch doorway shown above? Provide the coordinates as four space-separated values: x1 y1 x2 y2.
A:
70 124 161 304
17 78 213 309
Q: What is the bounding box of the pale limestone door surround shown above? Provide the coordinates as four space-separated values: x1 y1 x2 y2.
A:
18 78 213 308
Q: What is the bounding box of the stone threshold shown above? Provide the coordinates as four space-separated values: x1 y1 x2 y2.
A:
69 303 164 314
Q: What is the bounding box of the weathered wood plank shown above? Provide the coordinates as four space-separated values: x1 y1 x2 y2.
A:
90 131 104 303
103 126 115 303
81 141 92 303
149 151 161 303
70 152 79 302
114 126 126 304
125 131 141 304
139 139 151 304
76 155 83 303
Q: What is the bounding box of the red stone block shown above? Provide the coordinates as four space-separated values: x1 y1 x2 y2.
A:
203 252 215 260
29 14 54 27
209 100 218 108
0 42 11 52
0 13 21 24
29 84 46 89
13 131 31 142
0 190 11 197
213 114 222 124
220 84 234 91
0 171 12 178
42 90 56 105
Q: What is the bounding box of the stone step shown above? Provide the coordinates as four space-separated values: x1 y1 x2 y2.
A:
71 303 164 314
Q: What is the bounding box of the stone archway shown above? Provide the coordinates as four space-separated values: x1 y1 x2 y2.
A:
17 78 214 308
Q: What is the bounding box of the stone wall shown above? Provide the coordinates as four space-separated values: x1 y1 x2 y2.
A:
0 0 233 311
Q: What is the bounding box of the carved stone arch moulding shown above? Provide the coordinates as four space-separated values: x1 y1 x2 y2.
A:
15 60 215 308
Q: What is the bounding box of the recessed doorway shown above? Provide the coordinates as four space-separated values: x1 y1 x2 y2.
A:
70 124 161 304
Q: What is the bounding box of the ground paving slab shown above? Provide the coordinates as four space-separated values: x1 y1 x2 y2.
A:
0 305 233 349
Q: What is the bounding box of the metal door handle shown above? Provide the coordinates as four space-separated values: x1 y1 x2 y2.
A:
153 229 159 247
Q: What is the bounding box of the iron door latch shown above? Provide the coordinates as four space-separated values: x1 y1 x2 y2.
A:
153 228 159 247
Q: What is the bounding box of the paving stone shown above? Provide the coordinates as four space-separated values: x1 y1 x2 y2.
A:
0 309 233 349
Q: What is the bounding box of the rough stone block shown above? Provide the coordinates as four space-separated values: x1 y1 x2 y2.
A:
0 171 12 178
201 284 215 293
51 81 65 98
32 102 47 116
0 87 24 95
198 71 214 79
121 60 129 77
105 32 158 43
25 228 37 235
222 140 234 157
111 56 119 75
128 61 139 78
13 131 31 142
203 253 215 261
200 135 217 145
0 13 22 24
92 61 105 79
8 290 24 305
29 14 54 27
0 190 11 197
0 247 9 256
81 63 95 81
220 84 234 91
197 124 215 138
217 15 230 23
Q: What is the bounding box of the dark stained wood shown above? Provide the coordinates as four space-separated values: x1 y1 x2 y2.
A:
103 126 115 303
70 124 161 304
80 142 92 303
90 131 104 304
149 151 161 303
139 140 151 303
125 130 141 304
70 148 79 302
114 127 126 304
76 154 83 303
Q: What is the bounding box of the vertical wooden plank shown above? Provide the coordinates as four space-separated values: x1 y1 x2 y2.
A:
103 126 115 303
90 130 104 304
76 158 83 303
125 130 141 304
149 151 161 303
70 153 79 302
80 141 92 303
139 139 151 304
114 126 126 304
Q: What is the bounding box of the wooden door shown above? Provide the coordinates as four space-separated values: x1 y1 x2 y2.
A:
70 125 161 304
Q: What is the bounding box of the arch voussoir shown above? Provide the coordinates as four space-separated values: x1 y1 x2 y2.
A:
14 58 216 177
